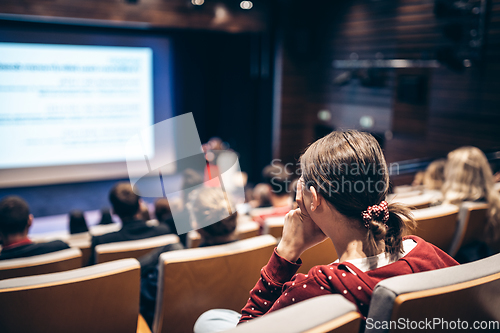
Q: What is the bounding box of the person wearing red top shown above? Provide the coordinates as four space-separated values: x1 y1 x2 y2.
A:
194 130 459 333
239 130 459 324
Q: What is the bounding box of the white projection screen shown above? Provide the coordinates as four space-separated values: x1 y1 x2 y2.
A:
0 26 174 188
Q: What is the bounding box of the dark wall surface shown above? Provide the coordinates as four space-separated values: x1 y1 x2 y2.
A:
275 0 500 169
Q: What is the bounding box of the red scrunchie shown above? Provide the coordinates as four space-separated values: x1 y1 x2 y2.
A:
362 201 389 228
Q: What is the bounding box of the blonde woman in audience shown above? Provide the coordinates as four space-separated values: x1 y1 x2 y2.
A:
189 187 238 247
139 187 237 328
443 146 500 262
411 170 425 187
423 158 446 190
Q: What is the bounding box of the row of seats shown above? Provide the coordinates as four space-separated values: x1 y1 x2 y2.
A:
226 251 500 333
0 235 277 333
2 237 499 333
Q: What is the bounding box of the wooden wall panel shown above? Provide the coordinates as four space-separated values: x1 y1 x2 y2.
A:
276 0 500 174
0 0 270 33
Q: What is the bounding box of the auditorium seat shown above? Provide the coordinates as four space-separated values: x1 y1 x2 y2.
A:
262 216 337 272
392 185 424 194
187 221 261 248
387 191 441 210
95 234 180 264
89 222 122 236
0 247 82 280
0 258 141 333
67 236 92 267
298 239 339 274
449 202 489 257
366 252 500 333
388 189 424 198
137 314 152 333
264 216 285 239
152 235 277 333
407 204 459 253
223 295 362 333
249 206 277 218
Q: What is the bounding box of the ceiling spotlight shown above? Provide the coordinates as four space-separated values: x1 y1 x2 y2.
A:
240 1 253 10
192 0 204 5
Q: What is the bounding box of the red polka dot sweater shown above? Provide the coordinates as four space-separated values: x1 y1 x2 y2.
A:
239 235 458 323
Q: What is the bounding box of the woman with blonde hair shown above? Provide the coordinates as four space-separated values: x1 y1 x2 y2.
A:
423 158 446 190
443 146 500 261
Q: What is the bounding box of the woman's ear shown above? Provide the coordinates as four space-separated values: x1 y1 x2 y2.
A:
309 186 322 211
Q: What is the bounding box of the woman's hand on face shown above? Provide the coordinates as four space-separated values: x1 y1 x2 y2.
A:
276 179 327 263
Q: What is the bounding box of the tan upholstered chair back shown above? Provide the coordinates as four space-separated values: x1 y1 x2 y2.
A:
236 221 261 240
0 258 141 333
367 253 500 333
224 295 361 333
67 237 92 267
263 216 285 239
449 202 489 256
95 234 180 263
298 239 338 274
153 235 277 333
388 191 442 210
188 221 261 248
0 248 82 280
408 204 459 253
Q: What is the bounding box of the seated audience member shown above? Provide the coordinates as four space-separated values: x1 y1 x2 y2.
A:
263 162 293 209
89 183 171 263
171 168 205 247
237 130 459 323
69 210 89 235
423 158 446 191
98 207 113 225
251 163 294 223
442 146 500 263
411 170 425 187
248 183 272 208
138 187 237 327
0 196 69 260
138 200 152 222
190 188 238 247
154 198 176 233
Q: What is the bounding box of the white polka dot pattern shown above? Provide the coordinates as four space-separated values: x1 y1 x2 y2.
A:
362 200 389 227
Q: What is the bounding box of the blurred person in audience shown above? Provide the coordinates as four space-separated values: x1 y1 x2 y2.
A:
98 207 113 225
138 200 151 222
190 187 238 247
251 163 294 223
237 130 460 323
411 170 425 187
423 158 446 191
263 162 294 208
248 183 272 208
139 187 237 327
172 168 205 246
443 146 500 263
154 198 176 232
69 210 89 235
195 130 459 331
0 196 69 260
89 182 171 264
